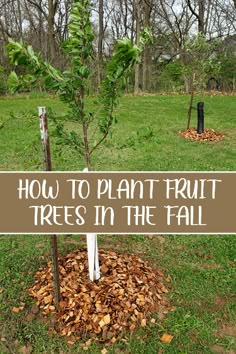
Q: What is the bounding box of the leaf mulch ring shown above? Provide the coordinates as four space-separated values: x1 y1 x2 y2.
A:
28 249 170 346
178 128 224 142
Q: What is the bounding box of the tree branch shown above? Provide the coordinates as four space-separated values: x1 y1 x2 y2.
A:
89 130 109 155
186 0 199 20
25 0 48 19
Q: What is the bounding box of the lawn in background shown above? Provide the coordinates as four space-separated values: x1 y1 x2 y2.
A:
0 93 235 171
0 93 235 353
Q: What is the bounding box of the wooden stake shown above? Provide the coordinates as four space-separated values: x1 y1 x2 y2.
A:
38 107 60 308
50 234 60 307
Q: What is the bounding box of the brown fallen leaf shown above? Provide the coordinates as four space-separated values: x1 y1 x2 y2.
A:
100 264 109 274
67 340 75 346
160 333 174 343
110 337 116 344
101 349 108 354
157 270 164 277
141 319 146 327
85 339 92 346
99 314 111 328
44 294 53 304
12 307 21 313
18 344 33 354
130 323 136 331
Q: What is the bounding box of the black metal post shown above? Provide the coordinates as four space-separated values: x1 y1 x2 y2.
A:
197 102 204 134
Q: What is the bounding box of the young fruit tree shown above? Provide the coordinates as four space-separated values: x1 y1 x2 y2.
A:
7 1 150 170
183 34 220 129
7 0 151 299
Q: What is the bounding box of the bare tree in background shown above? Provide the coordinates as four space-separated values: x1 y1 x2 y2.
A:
186 0 205 34
48 0 58 61
142 0 152 91
0 0 235 93
25 0 59 61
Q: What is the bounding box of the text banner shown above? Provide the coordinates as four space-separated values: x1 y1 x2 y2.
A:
0 172 235 234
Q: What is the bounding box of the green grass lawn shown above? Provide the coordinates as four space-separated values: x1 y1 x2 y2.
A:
0 93 235 353
0 93 235 171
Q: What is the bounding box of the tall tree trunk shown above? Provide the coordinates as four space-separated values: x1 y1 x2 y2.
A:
198 0 205 34
124 0 128 36
131 0 135 44
48 0 57 61
187 0 205 35
142 0 152 92
134 0 141 93
17 0 23 40
97 0 104 87
38 0 43 53
179 46 189 92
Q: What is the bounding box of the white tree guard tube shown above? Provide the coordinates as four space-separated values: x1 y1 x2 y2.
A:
83 168 100 281
86 233 100 281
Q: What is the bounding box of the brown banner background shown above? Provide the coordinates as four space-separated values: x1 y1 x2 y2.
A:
0 172 235 234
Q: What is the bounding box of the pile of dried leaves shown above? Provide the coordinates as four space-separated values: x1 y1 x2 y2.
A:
29 249 169 345
178 128 224 142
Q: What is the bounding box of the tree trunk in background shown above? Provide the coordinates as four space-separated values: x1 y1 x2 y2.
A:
38 0 43 54
187 0 205 35
16 0 23 40
179 46 189 93
97 0 104 87
142 0 152 92
124 0 128 36
198 0 205 34
48 0 57 61
134 0 141 93
130 0 135 44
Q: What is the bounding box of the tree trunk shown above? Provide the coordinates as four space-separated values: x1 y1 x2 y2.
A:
187 73 196 129
134 0 141 93
17 0 23 40
142 0 152 92
131 0 135 44
124 0 128 36
97 0 104 87
187 0 205 35
198 0 205 34
48 0 57 61
38 0 43 53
